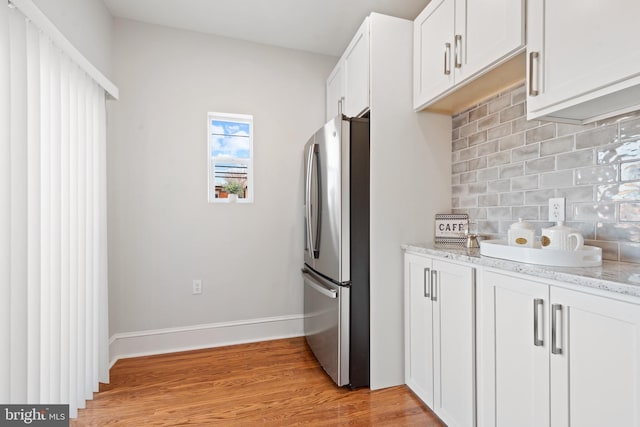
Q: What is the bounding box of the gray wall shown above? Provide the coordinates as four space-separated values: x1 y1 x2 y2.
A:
108 19 336 334
452 83 640 263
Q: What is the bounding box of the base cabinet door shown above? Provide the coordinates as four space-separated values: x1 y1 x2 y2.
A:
485 271 550 427
550 287 640 427
405 253 475 427
432 259 475 427
405 254 435 406
480 270 640 427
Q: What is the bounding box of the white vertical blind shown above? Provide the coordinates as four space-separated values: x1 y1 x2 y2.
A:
1 2 110 418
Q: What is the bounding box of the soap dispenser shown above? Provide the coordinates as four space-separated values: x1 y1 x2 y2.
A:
508 218 535 247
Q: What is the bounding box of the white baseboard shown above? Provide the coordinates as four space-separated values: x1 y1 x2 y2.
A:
109 314 304 368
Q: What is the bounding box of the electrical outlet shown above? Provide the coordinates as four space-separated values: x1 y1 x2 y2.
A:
549 198 566 222
192 279 202 295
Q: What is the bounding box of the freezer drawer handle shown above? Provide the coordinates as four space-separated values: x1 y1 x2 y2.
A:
304 273 337 299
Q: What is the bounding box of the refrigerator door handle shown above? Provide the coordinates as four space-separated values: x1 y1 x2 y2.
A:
303 272 338 299
305 143 320 258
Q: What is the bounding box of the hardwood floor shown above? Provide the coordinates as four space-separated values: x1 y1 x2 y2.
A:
72 337 444 426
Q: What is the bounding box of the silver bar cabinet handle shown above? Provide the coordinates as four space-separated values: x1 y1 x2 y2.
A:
430 270 438 302
529 51 539 96
533 299 544 346
551 304 563 355
423 267 431 298
454 35 462 68
444 43 451 75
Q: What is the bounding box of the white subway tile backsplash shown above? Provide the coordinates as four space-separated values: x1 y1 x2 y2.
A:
468 182 488 194
453 138 468 151
576 125 618 149
540 170 573 188
572 203 616 222
487 179 510 193
459 122 477 138
556 185 594 202
511 175 538 190
478 113 500 130
620 202 640 221
487 123 512 140
597 182 640 201
500 103 525 123
597 222 640 243
469 131 488 146
513 205 539 220
621 161 640 181
499 133 525 151
512 144 539 162
575 165 618 185
478 167 500 181
500 192 524 206
451 83 640 263
487 151 511 167
477 140 499 156
556 149 594 169
469 104 488 122
557 122 594 137
525 189 555 205
540 135 575 156
500 164 524 179
460 171 477 184
620 242 640 263
525 157 555 174
487 94 511 114
526 123 555 144
597 141 640 164
620 117 640 140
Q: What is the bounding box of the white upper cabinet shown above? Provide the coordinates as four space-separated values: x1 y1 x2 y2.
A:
527 0 640 123
326 18 370 120
413 0 455 109
414 0 524 111
326 62 344 120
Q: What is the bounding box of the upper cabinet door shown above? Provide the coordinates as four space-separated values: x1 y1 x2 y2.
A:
413 0 524 112
455 0 524 82
343 19 370 118
326 62 344 120
527 0 640 123
413 0 455 109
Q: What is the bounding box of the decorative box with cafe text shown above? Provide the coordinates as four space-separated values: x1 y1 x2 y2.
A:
434 214 469 247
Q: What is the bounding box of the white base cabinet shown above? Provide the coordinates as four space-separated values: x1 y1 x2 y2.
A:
404 253 476 427
479 270 640 427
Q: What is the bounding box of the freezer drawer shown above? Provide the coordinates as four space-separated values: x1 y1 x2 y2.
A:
303 268 349 386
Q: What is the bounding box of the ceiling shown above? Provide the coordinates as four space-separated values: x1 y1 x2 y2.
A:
102 0 431 57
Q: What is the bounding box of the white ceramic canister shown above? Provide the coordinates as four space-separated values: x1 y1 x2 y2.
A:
508 218 535 247
540 221 584 251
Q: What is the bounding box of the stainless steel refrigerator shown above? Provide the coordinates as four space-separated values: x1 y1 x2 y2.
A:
302 115 369 388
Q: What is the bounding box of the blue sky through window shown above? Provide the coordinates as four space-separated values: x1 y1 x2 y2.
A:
210 120 251 159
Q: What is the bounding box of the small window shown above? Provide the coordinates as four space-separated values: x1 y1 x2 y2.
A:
207 112 254 203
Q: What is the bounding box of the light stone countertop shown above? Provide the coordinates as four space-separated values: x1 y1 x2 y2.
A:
403 243 640 300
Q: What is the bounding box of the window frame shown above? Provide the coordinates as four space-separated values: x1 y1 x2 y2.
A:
207 112 254 203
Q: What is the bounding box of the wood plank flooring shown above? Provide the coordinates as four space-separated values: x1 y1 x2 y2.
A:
72 337 444 426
